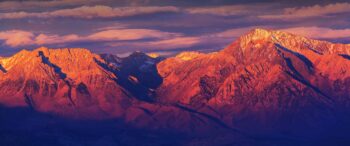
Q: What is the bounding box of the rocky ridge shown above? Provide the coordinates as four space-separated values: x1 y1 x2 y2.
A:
1 28 350 142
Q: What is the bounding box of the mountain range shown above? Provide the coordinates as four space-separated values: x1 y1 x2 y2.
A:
1 28 350 145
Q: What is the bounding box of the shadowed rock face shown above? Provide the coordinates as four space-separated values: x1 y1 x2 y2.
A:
1 29 350 145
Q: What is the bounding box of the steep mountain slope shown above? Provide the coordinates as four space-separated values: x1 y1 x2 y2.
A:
156 28 350 135
1 29 350 144
158 28 350 104
0 48 232 136
0 47 134 118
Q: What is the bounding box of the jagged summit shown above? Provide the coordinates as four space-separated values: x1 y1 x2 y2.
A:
243 28 306 40
158 27 350 107
222 28 350 58
147 53 160 58
32 47 93 56
0 47 102 77
1 47 94 64
236 28 310 46
246 28 273 38
0 47 167 118
0 47 132 118
1 29 350 141
175 51 204 61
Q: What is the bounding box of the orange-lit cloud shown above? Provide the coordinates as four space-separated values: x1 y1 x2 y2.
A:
0 30 34 47
280 27 350 39
186 4 271 16
109 36 201 49
0 28 183 47
1 26 349 49
187 5 250 16
87 29 181 41
214 27 260 38
0 4 274 19
0 0 107 11
213 26 350 41
147 37 201 48
0 5 180 19
35 34 80 45
260 3 350 19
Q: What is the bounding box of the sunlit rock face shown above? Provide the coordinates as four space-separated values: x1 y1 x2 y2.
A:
158 28 350 104
1 29 350 141
156 28 350 135
0 47 131 118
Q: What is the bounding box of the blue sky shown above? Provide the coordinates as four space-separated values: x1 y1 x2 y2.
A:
0 0 350 56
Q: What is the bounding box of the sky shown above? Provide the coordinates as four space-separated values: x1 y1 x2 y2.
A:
0 0 350 56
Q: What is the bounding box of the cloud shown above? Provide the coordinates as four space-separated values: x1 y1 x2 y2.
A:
260 3 350 19
108 36 202 50
0 30 78 47
0 5 180 19
106 27 266 51
87 29 181 41
35 34 80 45
147 37 201 48
3 26 348 51
186 4 272 16
0 28 183 47
280 27 350 39
0 4 275 19
95 23 128 31
212 26 350 41
0 30 34 47
0 0 104 11
214 27 259 38
186 5 249 16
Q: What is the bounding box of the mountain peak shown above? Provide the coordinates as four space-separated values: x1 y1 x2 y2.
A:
175 51 204 61
243 28 291 41
147 53 160 58
231 28 276 51
247 28 272 38
29 47 96 60
32 47 92 54
223 28 337 55
251 28 272 35
244 28 312 41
